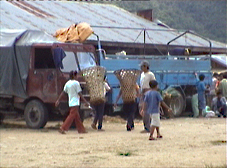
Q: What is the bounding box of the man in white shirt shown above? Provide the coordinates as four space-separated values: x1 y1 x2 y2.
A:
139 60 156 133
55 70 89 134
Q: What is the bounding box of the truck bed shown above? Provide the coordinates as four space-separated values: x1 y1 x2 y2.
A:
100 55 212 104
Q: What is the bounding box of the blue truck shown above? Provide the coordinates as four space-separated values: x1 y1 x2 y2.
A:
100 54 212 117
97 31 212 117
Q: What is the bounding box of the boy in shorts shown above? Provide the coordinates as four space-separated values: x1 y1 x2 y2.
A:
140 80 172 140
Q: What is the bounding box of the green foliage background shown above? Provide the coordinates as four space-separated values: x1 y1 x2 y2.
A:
92 0 226 43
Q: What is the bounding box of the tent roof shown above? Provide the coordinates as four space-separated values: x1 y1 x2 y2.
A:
0 29 57 46
1 1 226 51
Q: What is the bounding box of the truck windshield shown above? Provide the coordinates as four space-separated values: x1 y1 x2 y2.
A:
77 52 96 70
61 52 96 72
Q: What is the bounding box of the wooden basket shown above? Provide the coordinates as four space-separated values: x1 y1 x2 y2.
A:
114 69 141 103
81 66 106 105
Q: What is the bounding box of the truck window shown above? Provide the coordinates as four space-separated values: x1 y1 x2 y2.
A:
77 52 96 70
61 52 96 72
61 51 79 72
35 48 56 69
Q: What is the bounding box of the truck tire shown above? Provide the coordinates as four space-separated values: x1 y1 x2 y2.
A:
0 113 5 125
169 90 184 117
24 100 48 129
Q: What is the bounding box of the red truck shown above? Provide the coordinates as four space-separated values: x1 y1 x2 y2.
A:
0 30 97 128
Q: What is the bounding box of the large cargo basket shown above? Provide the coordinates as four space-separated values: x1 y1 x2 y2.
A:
114 69 141 103
81 66 106 105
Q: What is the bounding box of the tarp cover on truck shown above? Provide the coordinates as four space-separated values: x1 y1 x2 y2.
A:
0 29 57 98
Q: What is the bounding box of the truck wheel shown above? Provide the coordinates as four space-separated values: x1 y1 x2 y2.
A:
0 113 5 125
24 100 48 129
169 90 184 117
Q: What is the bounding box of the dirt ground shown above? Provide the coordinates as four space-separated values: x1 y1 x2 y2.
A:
0 116 226 168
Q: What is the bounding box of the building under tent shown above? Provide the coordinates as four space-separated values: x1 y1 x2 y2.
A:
211 54 227 72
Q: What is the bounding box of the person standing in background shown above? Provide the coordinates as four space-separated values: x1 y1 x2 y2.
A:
195 73 209 118
211 91 226 118
139 60 156 133
208 72 219 106
218 73 227 99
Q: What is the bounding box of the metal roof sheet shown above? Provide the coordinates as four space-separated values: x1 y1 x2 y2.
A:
211 54 227 68
1 1 226 49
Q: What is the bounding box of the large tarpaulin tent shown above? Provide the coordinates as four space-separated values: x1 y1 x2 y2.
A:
0 29 57 98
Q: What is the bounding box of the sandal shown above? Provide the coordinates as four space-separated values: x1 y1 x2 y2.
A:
58 129 66 134
157 135 163 138
149 137 156 141
91 123 97 130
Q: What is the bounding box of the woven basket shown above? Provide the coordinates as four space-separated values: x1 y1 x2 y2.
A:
81 66 106 105
114 69 141 103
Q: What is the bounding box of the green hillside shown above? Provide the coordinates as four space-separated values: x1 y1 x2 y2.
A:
92 0 227 43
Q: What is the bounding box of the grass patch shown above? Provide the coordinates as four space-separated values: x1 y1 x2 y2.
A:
118 151 132 156
210 140 226 145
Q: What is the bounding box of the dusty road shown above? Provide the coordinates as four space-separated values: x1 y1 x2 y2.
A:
0 116 226 168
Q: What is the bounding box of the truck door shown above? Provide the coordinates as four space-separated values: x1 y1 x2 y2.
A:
29 47 58 102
